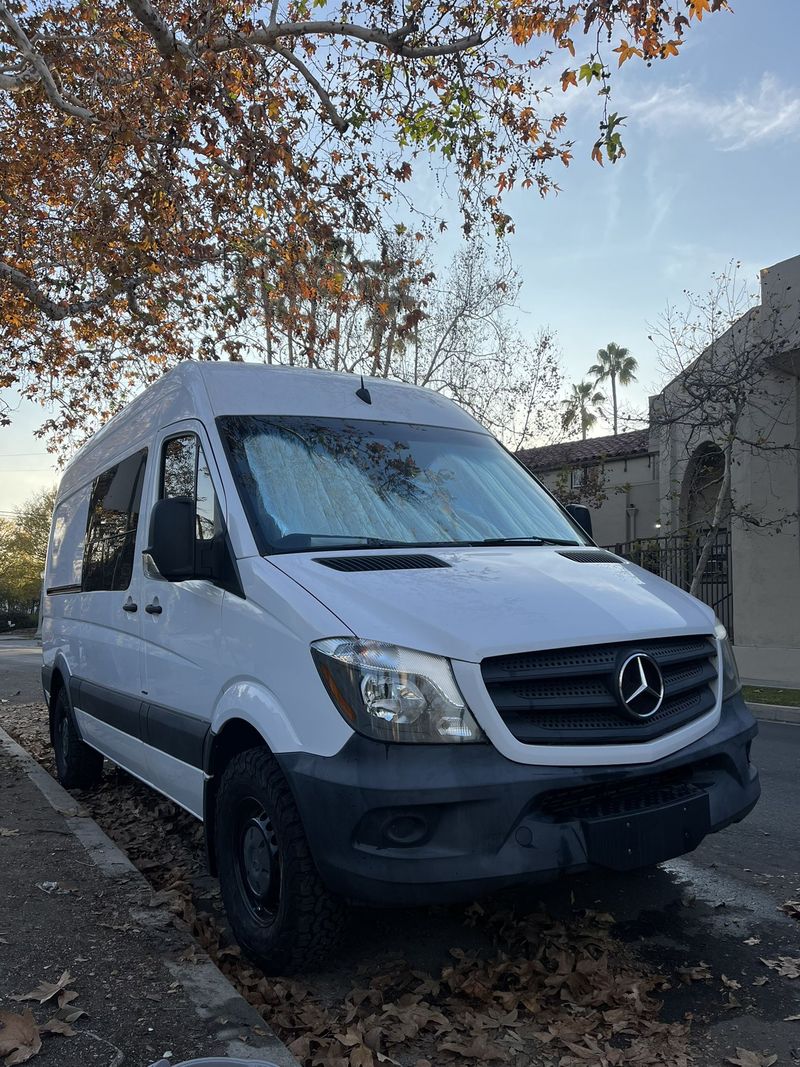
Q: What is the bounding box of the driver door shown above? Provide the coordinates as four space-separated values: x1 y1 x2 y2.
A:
140 421 228 816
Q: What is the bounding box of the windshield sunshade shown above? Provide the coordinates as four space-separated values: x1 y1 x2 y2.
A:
217 415 585 554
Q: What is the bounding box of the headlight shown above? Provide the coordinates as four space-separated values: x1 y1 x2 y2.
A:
715 620 741 700
311 639 484 744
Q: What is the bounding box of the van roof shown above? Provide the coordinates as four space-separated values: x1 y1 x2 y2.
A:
58 362 485 498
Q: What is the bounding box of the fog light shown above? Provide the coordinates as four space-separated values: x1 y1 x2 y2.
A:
383 813 429 846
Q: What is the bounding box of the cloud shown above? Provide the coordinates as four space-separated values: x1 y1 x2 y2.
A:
625 73 800 152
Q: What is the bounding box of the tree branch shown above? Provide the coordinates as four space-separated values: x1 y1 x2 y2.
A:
272 44 348 131
0 66 36 89
0 2 96 119
210 21 484 60
124 0 181 57
0 261 143 321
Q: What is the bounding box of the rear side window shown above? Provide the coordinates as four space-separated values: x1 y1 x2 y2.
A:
82 450 147 592
161 434 222 542
47 491 90 592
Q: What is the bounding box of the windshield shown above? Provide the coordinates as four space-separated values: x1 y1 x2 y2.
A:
217 416 586 554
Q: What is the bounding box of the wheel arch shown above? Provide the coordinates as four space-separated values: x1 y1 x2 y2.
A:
46 656 76 744
203 716 270 876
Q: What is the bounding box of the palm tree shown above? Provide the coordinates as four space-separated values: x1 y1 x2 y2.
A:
560 381 605 440
588 342 638 435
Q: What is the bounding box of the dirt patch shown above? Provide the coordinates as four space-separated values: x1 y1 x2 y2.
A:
3 702 696 1067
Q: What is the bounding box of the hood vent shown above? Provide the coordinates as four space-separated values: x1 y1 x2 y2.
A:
314 553 451 573
557 549 620 563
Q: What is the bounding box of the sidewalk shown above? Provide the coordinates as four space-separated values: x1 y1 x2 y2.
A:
747 702 800 726
0 727 297 1067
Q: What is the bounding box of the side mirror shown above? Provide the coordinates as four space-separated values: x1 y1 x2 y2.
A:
566 503 593 540
146 497 196 581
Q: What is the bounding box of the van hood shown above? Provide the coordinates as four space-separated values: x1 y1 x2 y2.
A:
268 546 715 662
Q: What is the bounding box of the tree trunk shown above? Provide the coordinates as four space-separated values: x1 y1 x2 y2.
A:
611 373 618 435
333 302 341 371
689 439 733 598
260 267 273 365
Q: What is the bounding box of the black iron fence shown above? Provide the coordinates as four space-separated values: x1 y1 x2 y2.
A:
604 530 734 640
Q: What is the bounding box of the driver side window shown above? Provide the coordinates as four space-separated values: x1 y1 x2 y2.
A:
161 433 222 545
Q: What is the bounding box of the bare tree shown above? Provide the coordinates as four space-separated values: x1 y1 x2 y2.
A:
235 242 564 451
650 262 800 596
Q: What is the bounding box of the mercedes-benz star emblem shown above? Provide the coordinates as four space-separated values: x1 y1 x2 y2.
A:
617 653 665 720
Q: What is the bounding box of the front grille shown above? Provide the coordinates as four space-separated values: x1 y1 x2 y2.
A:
481 635 717 745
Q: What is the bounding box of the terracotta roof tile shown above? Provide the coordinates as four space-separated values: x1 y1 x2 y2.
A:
516 429 651 472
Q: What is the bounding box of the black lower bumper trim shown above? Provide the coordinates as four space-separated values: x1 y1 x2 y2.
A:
277 693 759 905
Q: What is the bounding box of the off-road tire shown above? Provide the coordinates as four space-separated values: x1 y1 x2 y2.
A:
215 747 345 975
52 687 103 789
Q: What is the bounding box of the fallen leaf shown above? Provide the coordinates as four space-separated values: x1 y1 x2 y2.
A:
12 971 73 1005
743 936 761 946
349 1047 374 1067
47 1008 86 1025
722 975 742 990
0 1009 42 1065
779 900 800 920
725 1050 778 1067
677 962 712 983
0 829 19 837
760 956 800 979
41 1018 75 1037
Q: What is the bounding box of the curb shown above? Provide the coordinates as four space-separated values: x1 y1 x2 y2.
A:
0 726 299 1067
746 702 800 726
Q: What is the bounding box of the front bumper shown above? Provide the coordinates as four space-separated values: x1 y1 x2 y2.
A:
277 693 759 905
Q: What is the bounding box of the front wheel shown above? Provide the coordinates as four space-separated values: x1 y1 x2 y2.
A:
215 747 345 975
52 688 103 789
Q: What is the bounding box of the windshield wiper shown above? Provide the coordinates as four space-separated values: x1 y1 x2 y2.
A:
473 536 581 546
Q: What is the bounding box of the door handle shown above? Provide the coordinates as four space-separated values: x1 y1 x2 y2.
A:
145 602 162 615
122 599 138 613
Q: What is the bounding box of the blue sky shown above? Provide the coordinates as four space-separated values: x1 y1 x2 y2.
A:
1 0 798 513
506 0 800 399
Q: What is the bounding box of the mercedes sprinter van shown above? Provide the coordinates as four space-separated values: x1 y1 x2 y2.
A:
42 362 759 973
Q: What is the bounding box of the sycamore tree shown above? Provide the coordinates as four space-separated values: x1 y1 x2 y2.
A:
0 0 726 447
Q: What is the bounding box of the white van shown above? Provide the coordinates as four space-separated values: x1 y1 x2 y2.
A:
42 363 759 972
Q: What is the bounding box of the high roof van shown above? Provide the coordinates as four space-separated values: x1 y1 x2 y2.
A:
42 363 759 973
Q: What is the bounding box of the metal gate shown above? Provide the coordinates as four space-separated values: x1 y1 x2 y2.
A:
605 529 734 640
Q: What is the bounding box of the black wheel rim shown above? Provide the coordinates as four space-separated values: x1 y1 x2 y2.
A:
233 796 281 925
56 709 69 776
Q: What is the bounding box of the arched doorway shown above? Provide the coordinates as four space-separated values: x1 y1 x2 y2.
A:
680 441 729 533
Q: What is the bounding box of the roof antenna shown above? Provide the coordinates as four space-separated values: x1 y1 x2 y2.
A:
355 374 372 405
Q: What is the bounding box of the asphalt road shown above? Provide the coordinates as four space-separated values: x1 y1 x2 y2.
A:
2 634 799 1064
